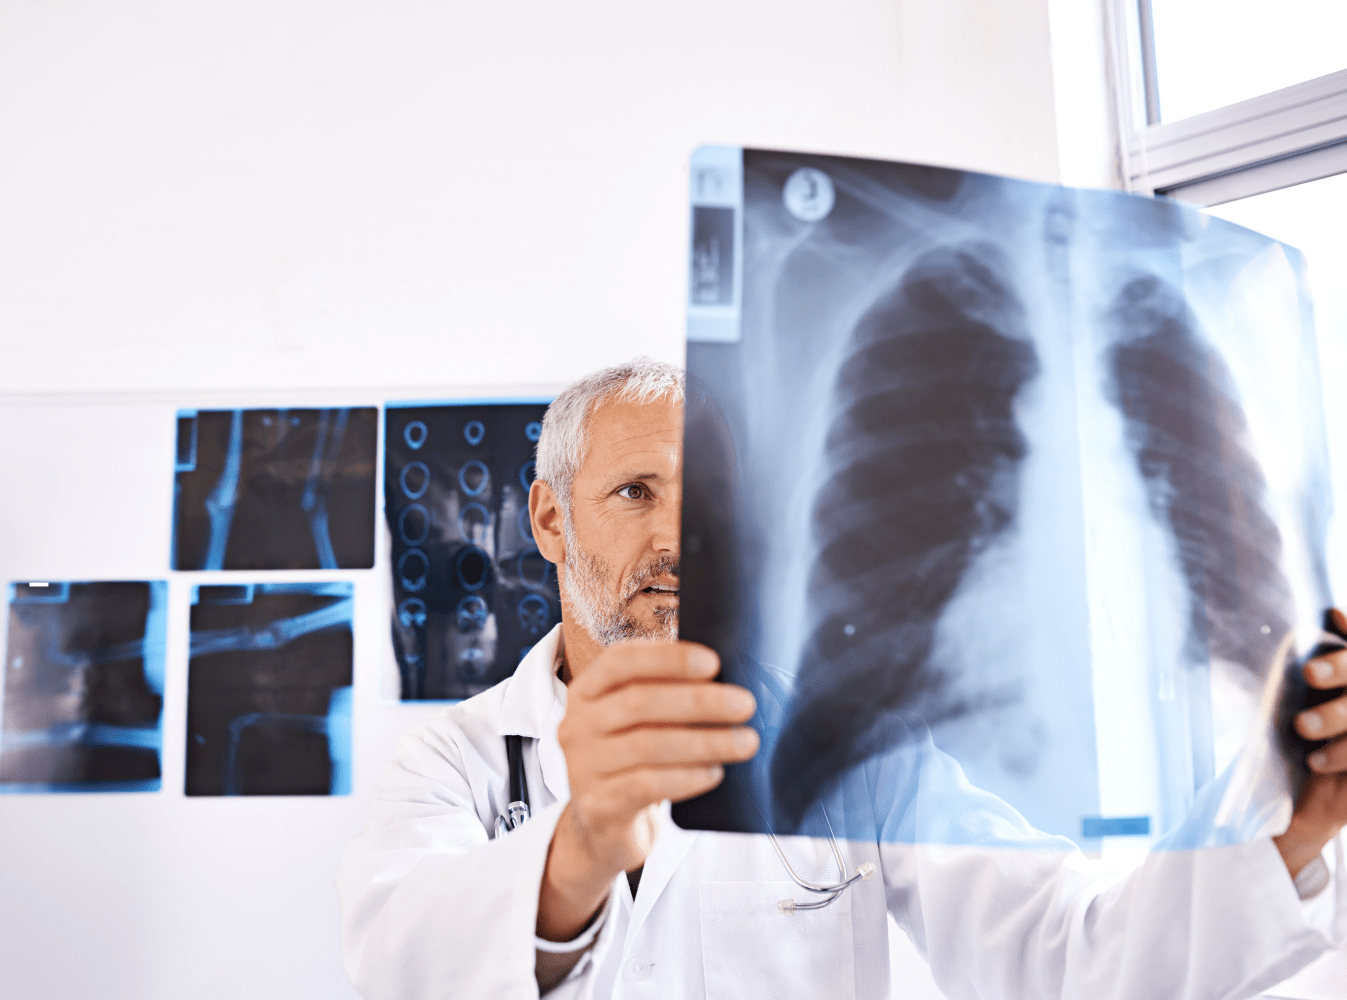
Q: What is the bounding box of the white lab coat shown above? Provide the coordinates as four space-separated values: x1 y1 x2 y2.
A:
336 625 1343 1000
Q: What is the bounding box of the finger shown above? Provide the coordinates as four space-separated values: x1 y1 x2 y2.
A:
1303 647 1347 688
571 641 719 699
585 725 760 775
1305 734 1347 775
591 682 756 733
1296 693 1347 741
584 765 727 818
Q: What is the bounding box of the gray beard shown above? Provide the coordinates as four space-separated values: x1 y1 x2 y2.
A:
560 519 679 646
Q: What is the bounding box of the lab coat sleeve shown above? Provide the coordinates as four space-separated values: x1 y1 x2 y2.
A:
336 720 585 1000
872 737 1338 1000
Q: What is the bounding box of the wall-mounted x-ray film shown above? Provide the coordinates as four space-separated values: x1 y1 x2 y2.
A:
385 402 559 700
674 148 1333 853
185 583 352 796
1 581 166 792
172 408 378 570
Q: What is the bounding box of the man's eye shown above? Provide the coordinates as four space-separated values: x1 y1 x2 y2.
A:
617 484 646 500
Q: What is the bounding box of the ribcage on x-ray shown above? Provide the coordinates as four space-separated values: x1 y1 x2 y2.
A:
1105 276 1294 677
769 243 1040 830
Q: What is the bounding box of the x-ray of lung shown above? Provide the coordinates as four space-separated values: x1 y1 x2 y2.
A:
674 147 1332 851
0 582 166 792
185 583 352 796
172 408 378 570
385 402 560 700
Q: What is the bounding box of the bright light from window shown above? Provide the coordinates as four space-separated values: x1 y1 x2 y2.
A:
1206 174 1347 594
1151 0 1347 122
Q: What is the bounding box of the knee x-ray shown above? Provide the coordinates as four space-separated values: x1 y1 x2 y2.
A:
172 408 377 570
385 402 560 700
1 581 166 792
185 583 352 796
674 148 1333 850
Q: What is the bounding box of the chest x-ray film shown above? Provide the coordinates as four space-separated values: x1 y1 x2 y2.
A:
385 402 560 700
673 147 1334 852
172 407 378 570
0 582 166 792
185 583 352 796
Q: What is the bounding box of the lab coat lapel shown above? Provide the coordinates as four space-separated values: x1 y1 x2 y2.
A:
496 624 571 802
537 693 570 802
625 801 699 943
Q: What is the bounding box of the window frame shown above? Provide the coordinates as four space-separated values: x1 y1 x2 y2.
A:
1103 0 1347 206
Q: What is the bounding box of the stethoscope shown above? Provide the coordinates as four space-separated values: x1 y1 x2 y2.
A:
494 734 875 912
494 734 532 839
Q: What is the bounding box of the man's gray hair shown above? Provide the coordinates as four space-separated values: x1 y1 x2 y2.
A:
536 357 685 512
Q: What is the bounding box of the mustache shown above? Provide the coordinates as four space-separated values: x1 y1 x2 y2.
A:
619 556 681 603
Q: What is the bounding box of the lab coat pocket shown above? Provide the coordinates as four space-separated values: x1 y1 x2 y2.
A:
699 880 856 1000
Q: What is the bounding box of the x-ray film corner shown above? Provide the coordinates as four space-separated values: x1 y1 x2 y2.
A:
674 147 1336 854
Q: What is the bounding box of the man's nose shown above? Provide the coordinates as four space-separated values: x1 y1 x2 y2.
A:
653 490 682 555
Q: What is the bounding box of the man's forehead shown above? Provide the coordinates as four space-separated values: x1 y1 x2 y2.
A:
580 397 683 477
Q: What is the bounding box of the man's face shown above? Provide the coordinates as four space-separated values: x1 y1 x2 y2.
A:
559 395 682 645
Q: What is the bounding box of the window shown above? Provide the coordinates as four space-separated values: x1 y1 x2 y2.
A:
1150 0 1347 123
1105 0 1347 203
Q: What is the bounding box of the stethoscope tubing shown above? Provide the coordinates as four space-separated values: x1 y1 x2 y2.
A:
496 735 874 911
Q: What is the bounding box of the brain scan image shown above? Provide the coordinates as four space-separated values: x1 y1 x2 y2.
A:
385 401 560 700
172 407 378 571
185 583 352 796
0 581 166 792
674 148 1333 851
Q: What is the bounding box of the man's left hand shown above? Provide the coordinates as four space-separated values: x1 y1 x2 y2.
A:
1275 640 1347 879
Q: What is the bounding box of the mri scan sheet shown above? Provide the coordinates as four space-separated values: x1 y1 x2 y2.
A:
0 581 166 792
674 147 1333 851
185 583 352 796
172 407 378 570
385 401 560 700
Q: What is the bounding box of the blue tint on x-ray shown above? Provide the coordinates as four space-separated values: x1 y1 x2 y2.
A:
1083 816 1151 838
11 582 72 605
185 582 353 796
1 581 167 793
176 412 199 472
386 400 559 700
172 408 377 570
674 148 1331 851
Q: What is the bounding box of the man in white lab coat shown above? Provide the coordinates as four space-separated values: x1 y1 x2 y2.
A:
337 359 1347 999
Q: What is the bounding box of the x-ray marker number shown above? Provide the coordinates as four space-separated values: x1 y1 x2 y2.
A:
783 168 835 223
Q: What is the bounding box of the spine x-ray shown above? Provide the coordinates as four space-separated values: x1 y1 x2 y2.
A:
185 583 352 796
173 408 378 570
385 402 560 700
1 581 166 792
675 147 1333 851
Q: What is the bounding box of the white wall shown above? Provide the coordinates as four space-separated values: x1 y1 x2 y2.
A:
0 0 1091 400
0 2 1114 998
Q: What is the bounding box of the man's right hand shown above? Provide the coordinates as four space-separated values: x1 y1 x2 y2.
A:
536 641 758 942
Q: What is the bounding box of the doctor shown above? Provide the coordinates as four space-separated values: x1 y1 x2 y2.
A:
337 359 1347 999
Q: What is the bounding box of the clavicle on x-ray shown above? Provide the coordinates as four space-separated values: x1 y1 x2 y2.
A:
674 147 1335 851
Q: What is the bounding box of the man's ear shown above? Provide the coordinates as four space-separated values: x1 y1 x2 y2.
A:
529 479 566 566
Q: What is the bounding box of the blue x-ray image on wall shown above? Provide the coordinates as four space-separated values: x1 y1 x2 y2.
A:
385 401 560 700
0 581 166 792
172 408 377 570
185 583 352 796
674 147 1333 852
